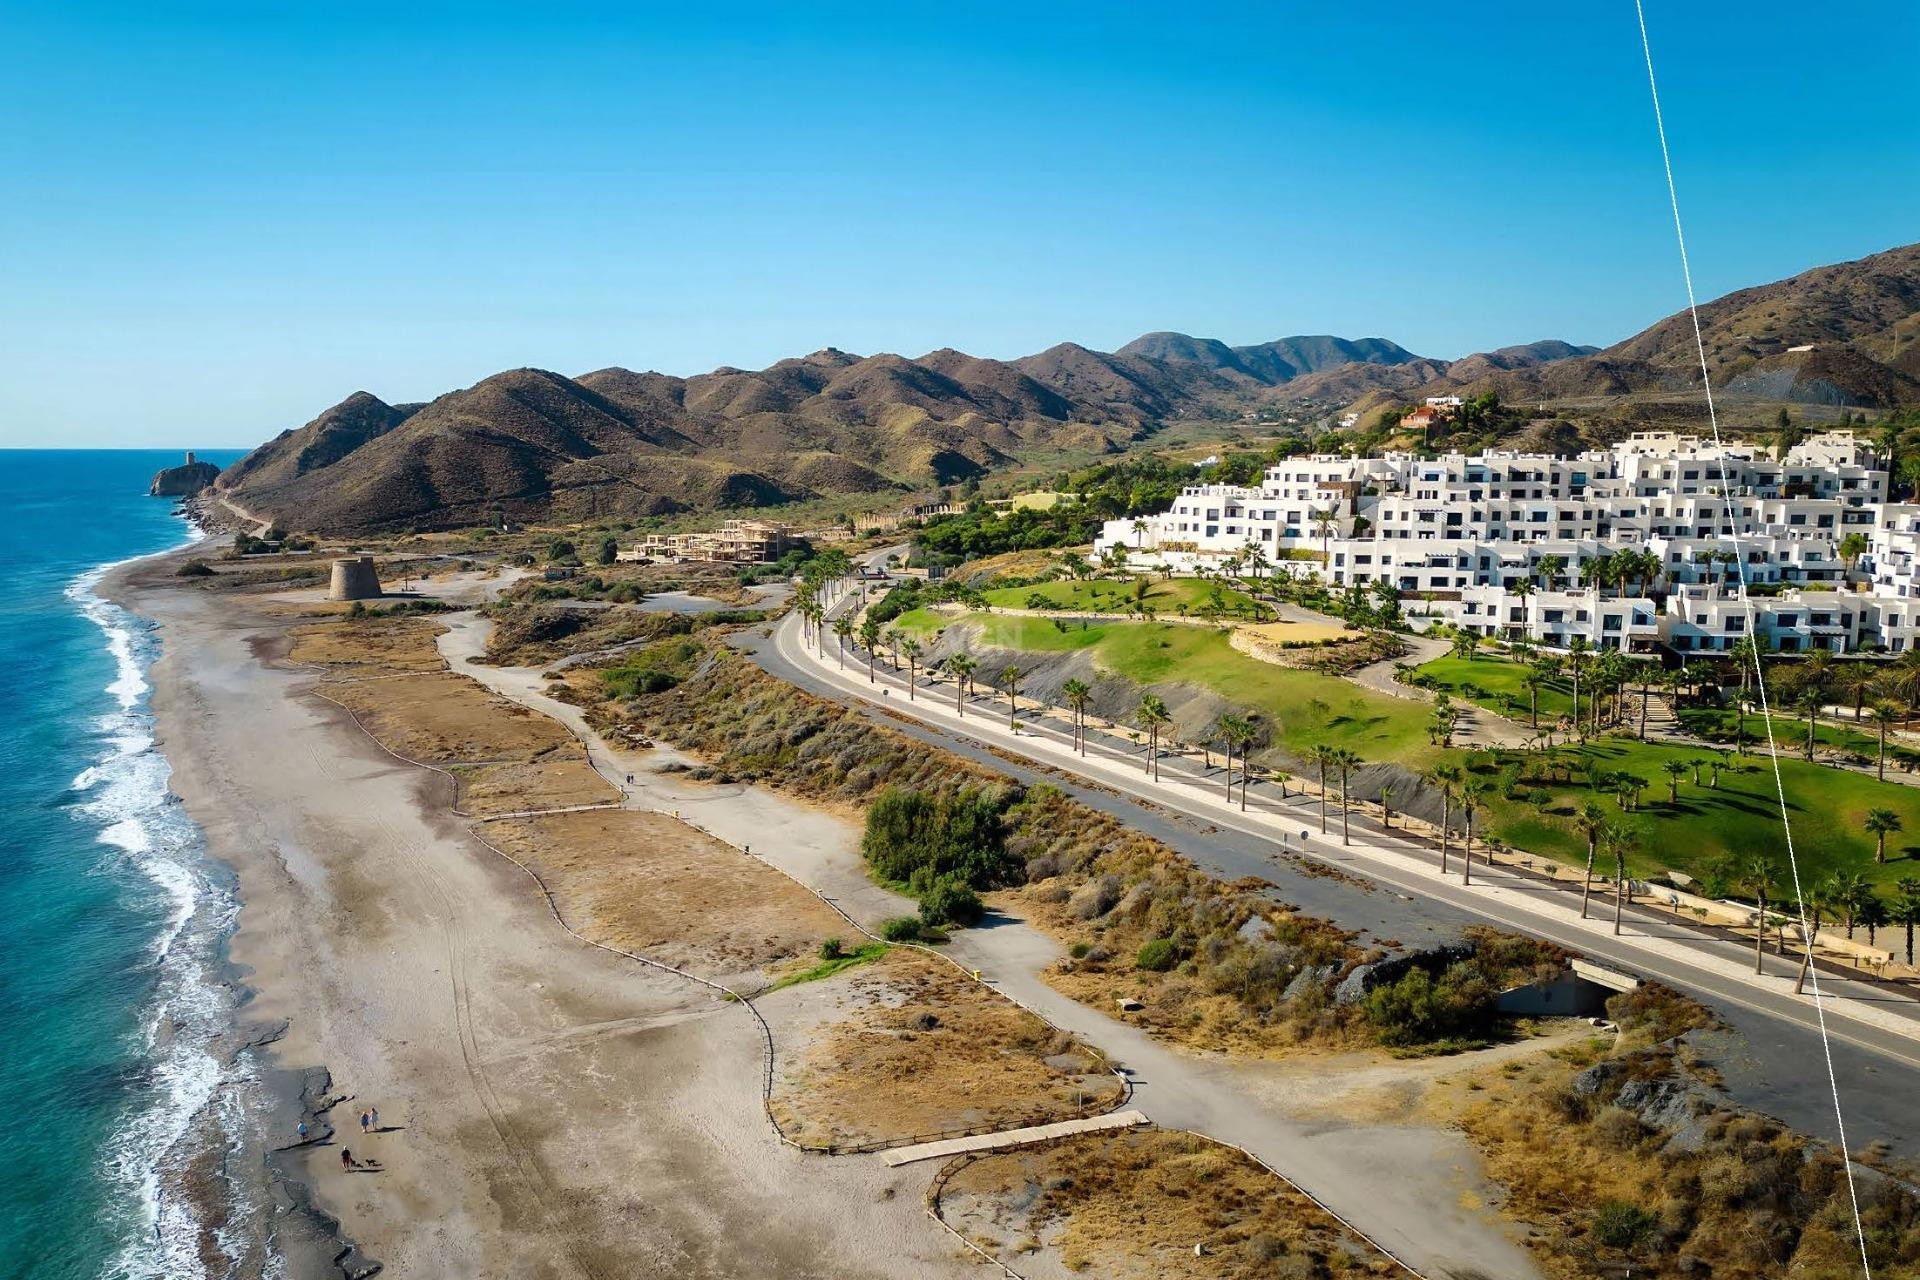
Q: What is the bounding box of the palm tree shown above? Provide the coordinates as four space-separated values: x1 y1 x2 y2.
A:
1793 683 1824 761
1536 553 1567 592
1866 807 1904 865
1872 702 1899 781
1661 759 1687 804
1329 748 1360 844
1575 800 1608 920
1459 777 1487 884
1311 508 1337 567
1837 662 1879 722
1520 666 1545 729
1220 713 1258 811
1379 783 1394 828
1061 677 1091 754
1131 517 1149 548
831 616 853 668
1743 855 1779 974
1887 648 1920 717
899 637 922 700
1000 663 1024 730
1137 694 1171 781
949 653 978 717
1566 637 1590 731
1606 822 1641 936
1425 764 1462 874
1894 878 1920 966
1310 744 1336 835
858 616 881 683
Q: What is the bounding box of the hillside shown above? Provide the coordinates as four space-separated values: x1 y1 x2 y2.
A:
215 240 1920 533
219 332 1512 533
1429 242 1920 409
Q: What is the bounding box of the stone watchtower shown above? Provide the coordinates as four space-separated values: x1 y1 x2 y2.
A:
327 556 382 601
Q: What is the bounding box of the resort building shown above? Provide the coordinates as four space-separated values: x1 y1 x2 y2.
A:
1096 429 1903 653
630 518 792 564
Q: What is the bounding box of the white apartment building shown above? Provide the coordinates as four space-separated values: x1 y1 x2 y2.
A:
1096 430 1896 653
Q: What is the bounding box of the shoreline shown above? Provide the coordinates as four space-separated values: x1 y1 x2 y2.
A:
100 539 973 1278
99 537 369 1280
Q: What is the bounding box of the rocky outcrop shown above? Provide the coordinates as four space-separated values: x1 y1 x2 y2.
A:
149 453 221 497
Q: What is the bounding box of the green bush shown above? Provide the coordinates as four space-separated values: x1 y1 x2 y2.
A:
861 784 1018 892
880 916 923 942
1362 961 1499 1047
917 876 983 927
1590 1201 1658 1251
1134 938 1180 971
175 559 214 577
819 938 844 960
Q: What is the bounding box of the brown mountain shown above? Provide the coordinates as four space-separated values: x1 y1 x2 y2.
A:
222 333 1468 532
1429 242 1920 408
216 241 1919 534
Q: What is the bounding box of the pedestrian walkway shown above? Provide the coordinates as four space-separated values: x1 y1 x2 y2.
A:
881 1109 1149 1166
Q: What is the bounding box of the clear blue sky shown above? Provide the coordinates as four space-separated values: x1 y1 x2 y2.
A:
1 1 1914 448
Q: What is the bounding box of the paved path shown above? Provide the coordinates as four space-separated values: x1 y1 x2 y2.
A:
435 612 1546 1280
766 582 1920 1150
1345 634 1533 748
882 1111 1148 1166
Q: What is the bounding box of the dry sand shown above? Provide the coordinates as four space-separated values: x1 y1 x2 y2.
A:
108 554 979 1279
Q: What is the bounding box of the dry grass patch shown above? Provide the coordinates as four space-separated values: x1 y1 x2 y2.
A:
453 756 620 816
769 948 1123 1149
940 1128 1396 1278
288 616 449 677
486 809 845 980
322 670 576 763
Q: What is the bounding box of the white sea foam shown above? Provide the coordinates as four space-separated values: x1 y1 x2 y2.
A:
68 531 273 1280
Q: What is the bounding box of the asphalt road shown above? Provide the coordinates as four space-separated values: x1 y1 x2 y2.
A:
742 588 1920 1161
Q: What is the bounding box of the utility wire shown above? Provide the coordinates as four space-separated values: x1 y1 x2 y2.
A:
1632 3 1873 1274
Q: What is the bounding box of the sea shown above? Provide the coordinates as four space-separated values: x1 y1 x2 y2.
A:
0 450 282 1280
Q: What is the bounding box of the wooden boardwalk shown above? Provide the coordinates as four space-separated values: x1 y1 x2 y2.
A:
880 1109 1150 1167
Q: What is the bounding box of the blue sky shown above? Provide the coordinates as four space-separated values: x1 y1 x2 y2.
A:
1 2 1914 448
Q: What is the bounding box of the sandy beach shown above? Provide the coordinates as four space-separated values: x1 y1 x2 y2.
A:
104 548 978 1279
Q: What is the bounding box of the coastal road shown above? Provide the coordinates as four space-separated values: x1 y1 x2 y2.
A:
749 585 1920 1160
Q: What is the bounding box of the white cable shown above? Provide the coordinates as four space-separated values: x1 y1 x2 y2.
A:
1633 4 1873 1274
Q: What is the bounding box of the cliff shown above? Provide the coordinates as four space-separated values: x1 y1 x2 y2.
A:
149 456 222 497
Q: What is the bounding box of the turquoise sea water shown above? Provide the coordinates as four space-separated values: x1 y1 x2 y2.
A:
0 451 252 1280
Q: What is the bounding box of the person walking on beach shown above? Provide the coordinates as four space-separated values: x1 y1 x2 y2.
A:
341 1148 355 1172
296 1120 309 1142
360 1110 370 1135
369 1106 380 1131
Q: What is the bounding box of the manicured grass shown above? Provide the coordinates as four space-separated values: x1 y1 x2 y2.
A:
1415 653 1576 727
980 576 1259 618
1477 738 1920 895
1676 706 1920 767
931 614 1434 764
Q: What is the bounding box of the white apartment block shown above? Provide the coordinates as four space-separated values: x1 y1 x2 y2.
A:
1096 430 1901 653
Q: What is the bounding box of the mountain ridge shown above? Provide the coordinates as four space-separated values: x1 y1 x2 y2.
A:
215 241 1920 533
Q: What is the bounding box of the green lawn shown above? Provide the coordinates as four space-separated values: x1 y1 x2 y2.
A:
980 576 1260 618
1676 706 1920 767
1415 653 1576 727
1479 738 1920 895
912 612 1433 764
884 610 1920 898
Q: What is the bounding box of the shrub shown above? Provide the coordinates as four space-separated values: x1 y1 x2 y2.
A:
1135 938 1180 971
918 876 984 927
880 916 923 942
175 559 214 577
861 784 1018 892
1591 1200 1658 1251
819 938 844 961
1362 961 1499 1047
1069 941 1092 960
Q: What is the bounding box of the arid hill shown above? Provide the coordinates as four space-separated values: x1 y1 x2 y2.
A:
215 241 1919 533
220 334 1545 533
1426 242 1920 409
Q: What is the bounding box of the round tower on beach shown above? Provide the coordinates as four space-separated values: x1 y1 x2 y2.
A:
327 556 382 601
